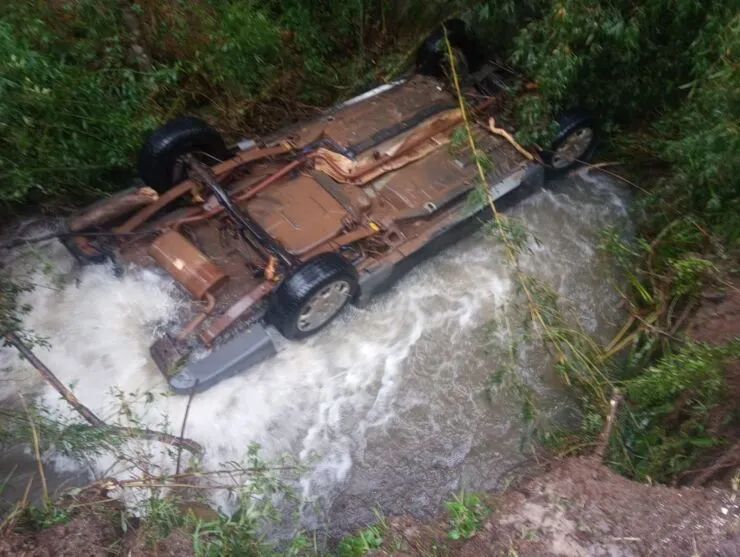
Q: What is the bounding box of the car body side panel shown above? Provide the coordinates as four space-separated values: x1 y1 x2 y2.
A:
168 321 277 394
354 163 545 306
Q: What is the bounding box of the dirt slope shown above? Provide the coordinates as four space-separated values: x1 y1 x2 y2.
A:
377 457 740 557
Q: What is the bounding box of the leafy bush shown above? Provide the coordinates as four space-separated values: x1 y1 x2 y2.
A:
480 0 739 484
618 341 740 482
506 0 739 239
0 22 173 205
0 0 463 209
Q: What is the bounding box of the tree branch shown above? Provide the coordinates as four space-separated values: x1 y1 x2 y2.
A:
5 332 204 458
594 389 623 463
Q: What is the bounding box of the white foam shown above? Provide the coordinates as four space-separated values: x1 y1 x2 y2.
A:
0 173 630 525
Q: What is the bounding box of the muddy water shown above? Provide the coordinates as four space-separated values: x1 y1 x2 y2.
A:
0 170 629 533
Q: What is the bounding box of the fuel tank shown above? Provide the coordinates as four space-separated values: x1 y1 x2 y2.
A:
149 230 228 299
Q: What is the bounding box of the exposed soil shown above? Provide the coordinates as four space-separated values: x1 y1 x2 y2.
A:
0 489 195 557
3 459 738 556
684 280 740 486
689 282 740 346
688 279 740 403
372 457 740 557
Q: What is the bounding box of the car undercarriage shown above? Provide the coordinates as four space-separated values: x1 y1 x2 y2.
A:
63 44 596 393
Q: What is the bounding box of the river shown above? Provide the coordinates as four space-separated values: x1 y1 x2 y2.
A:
0 169 630 535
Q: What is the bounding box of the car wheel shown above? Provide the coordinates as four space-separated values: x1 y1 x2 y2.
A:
138 116 230 192
541 110 598 178
268 253 358 340
415 19 484 79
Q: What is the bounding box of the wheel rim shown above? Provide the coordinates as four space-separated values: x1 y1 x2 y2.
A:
551 127 594 169
297 280 351 333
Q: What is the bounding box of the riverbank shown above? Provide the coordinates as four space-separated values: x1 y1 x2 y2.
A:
369 457 739 557
0 267 737 556
1 455 738 557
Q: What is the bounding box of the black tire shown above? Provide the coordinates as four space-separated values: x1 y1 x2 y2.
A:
138 116 230 192
541 110 598 178
415 19 484 79
268 253 358 340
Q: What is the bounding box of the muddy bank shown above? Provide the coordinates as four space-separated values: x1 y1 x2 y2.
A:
372 457 740 557
2 456 738 557
0 489 193 557
682 280 740 487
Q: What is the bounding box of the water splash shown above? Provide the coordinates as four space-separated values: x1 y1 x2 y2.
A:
0 171 630 531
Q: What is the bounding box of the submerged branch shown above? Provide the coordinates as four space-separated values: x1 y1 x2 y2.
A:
4 332 204 458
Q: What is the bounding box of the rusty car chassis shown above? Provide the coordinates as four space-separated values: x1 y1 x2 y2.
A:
64 58 597 393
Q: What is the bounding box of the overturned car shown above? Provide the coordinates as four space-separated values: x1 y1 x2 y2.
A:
64 22 597 393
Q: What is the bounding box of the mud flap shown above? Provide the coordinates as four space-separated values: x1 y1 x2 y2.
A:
150 323 278 394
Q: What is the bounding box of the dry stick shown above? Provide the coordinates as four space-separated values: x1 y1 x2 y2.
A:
488 117 535 161
115 427 203 457
19 393 48 506
21 475 33 509
0 476 35 532
175 381 199 476
5 332 204 457
0 230 141 251
112 465 295 485
669 299 697 336
594 389 623 463
442 30 614 406
604 315 636 355
576 159 651 195
687 441 740 487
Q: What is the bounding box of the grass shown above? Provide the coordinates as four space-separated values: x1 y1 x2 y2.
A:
335 508 387 557
336 524 385 557
444 491 489 540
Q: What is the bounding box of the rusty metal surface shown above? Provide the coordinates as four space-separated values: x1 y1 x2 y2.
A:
270 75 454 153
246 173 348 255
325 76 452 149
149 231 228 299
117 180 198 234
176 292 215 340
200 281 274 346
313 108 463 185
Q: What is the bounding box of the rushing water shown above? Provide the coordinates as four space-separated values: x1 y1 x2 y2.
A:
0 169 630 533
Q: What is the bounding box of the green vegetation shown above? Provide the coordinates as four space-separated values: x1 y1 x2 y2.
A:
336 522 385 557
1 0 739 553
474 0 738 485
444 491 489 540
0 0 453 208
618 341 739 482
